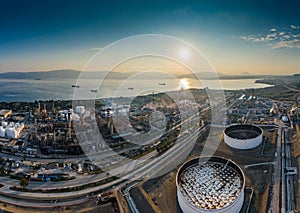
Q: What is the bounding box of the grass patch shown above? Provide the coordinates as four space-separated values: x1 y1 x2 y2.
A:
10 176 119 193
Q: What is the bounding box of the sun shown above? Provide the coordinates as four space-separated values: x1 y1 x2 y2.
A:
179 48 189 59
178 78 189 90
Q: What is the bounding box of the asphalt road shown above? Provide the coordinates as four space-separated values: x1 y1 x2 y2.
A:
270 118 282 213
0 112 202 208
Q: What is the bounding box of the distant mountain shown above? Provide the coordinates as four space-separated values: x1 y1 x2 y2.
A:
179 72 222 79
0 70 79 79
178 72 277 80
0 69 297 80
0 70 132 79
240 71 251 75
293 74 300 78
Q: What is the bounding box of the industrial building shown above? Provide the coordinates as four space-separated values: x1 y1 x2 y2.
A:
223 124 263 150
176 157 245 213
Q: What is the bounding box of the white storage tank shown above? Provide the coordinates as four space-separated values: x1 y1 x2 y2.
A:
75 106 85 114
84 110 91 117
72 113 80 121
1 121 7 128
176 157 245 213
224 124 263 150
0 126 5 137
6 127 17 138
118 109 128 117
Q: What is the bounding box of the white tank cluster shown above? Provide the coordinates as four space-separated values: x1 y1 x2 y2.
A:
70 106 93 120
0 126 5 137
100 104 131 118
0 121 24 138
223 124 263 150
176 157 245 213
75 106 85 114
117 108 128 117
58 109 80 122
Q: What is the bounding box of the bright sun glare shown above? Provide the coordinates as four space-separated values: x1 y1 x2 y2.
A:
179 48 189 59
178 78 189 90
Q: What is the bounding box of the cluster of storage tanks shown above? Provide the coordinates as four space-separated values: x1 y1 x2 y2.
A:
100 105 130 118
176 124 263 213
57 107 92 122
0 121 24 138
75 106 85 114
57 109 79 122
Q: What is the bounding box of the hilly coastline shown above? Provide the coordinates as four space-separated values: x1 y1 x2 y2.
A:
0 69 296 80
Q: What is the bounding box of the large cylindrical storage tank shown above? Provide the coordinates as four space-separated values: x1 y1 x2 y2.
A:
176 157 245 213
0 126 5 137
224 124 263 149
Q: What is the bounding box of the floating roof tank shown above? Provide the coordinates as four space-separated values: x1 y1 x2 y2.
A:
223 124 263 150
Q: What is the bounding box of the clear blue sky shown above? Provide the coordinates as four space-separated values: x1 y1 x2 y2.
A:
1 0 300 75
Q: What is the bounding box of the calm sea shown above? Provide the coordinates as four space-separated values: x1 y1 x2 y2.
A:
0 78 271 102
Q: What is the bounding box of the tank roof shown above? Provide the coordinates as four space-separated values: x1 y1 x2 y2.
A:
224 124 262 140
177 157 244 210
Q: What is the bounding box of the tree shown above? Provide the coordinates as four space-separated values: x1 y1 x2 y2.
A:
20 177 29 189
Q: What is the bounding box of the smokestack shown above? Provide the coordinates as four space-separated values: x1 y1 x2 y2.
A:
52 100 55 113
37 102 41 116
107 109 114 135
251 89 255 109
53 130 56 144
68 109 72 139
42 103 47 116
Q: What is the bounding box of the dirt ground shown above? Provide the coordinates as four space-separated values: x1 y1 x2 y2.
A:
141 128 277 213
244 165 273 213
142 172 182 213
291 125 300 211
0 196 118 213
0 129 278 213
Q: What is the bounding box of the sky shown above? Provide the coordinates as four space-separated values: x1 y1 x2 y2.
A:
0 0 300 75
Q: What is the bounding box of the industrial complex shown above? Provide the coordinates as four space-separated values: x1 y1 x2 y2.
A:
0 87 299 213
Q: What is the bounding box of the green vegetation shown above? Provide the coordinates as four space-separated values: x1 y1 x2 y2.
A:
10 176 119 193
20 177 29 189
253 75 300 100
156 134 177 153
288 82 300 90
132 146 157 160
253 85 298 101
